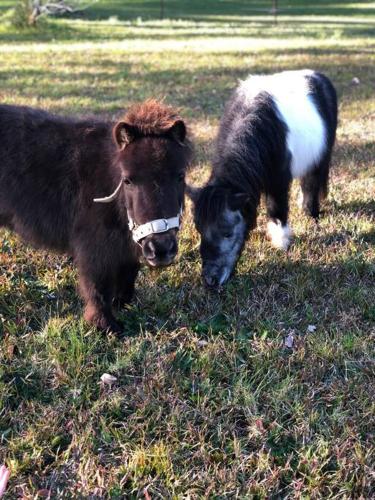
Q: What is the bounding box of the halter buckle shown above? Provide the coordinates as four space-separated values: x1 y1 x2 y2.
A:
151 219 169 233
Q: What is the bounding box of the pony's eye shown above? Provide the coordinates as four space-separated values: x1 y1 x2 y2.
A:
223 232 233 239
123 178 132 186
178 173 185 182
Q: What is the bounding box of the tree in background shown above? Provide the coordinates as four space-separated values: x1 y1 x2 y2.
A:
160 0 164 20
271 0 279 24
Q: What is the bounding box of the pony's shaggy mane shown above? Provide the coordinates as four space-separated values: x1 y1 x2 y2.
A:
123 99 183 136
195 185 229 230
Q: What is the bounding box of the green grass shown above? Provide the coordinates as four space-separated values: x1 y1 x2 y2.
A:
0 1 375 497
3 1 375 19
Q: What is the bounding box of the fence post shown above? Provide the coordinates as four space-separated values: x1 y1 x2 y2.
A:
272 0 278 25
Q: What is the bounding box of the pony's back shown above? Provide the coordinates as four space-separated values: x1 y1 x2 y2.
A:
217 70 337 182
0 105 110 250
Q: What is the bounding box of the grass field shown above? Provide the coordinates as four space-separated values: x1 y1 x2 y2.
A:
0 1 374 497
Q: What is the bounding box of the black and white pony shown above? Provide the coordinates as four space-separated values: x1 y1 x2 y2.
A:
189 69 338 288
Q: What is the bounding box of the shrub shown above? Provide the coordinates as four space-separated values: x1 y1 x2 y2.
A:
8 0 89 28
10 0 34 28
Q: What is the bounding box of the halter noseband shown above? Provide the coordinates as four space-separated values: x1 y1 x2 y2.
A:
93 178 182 243
128 211 181 243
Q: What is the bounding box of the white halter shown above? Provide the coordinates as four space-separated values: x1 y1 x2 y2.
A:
93 178 182 243
128 211 181 243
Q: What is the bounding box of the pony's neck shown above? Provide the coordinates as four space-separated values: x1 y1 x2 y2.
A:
210 156 262 207
214 143 264 198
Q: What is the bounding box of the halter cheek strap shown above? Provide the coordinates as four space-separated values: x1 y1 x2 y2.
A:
93 178 182 243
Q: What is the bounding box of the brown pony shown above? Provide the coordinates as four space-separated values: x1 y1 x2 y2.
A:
0 100 191 333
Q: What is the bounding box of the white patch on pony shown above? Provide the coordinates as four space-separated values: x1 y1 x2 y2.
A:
267 220 292 250
238 69 326 179
217 209 247 284
297 189 304 210
202 208 247 287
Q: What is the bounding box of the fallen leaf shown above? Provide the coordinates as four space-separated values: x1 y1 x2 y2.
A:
255 418 265 432
197 340 208 347
36 489 51 498
0 465 10 497
100 373 117 386
284 333 294 349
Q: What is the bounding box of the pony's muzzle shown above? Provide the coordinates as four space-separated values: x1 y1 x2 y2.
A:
203 274 219 288
202 263 230 288
142 231 178 267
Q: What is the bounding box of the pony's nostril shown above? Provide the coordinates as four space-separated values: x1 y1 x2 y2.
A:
143 238 177 262
204 274 218 288
168 239 177 254
144 240 156 259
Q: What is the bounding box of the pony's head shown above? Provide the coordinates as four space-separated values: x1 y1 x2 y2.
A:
96 100 191 267
188 184 252 288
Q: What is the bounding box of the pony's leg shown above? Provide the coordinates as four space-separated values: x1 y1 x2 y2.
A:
78 265 121 334
266 178 292 250
300 156 330 220
0 213 14 229
113 261 140 309
318 155 331 203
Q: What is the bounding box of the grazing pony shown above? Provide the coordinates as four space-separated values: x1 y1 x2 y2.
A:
0 100 191 332
189 70 337 288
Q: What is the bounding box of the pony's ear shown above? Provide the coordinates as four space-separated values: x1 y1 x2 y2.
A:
168 119 186 145
227 192 249 211
185 184 202 203
113 122 138 150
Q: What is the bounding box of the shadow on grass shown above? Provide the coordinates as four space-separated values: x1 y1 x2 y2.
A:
334 141 375 170
60 0 375 23
1 47 373 119
135 242 375 339
1 11 374 43
2 230 373 339
334 199 375 218
0 280 79 333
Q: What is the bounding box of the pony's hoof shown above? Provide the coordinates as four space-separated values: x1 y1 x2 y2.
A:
267 220 293 250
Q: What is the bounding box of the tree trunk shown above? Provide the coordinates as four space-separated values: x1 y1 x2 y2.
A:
160 0 164 20
273 0 278 25
29 0 42 25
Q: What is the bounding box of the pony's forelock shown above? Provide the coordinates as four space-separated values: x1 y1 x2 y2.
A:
194 183 258 232
194 185 230 230
122 99 182 137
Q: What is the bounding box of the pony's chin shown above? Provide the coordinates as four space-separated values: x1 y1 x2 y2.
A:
203 268 231 288
146 257 174 268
